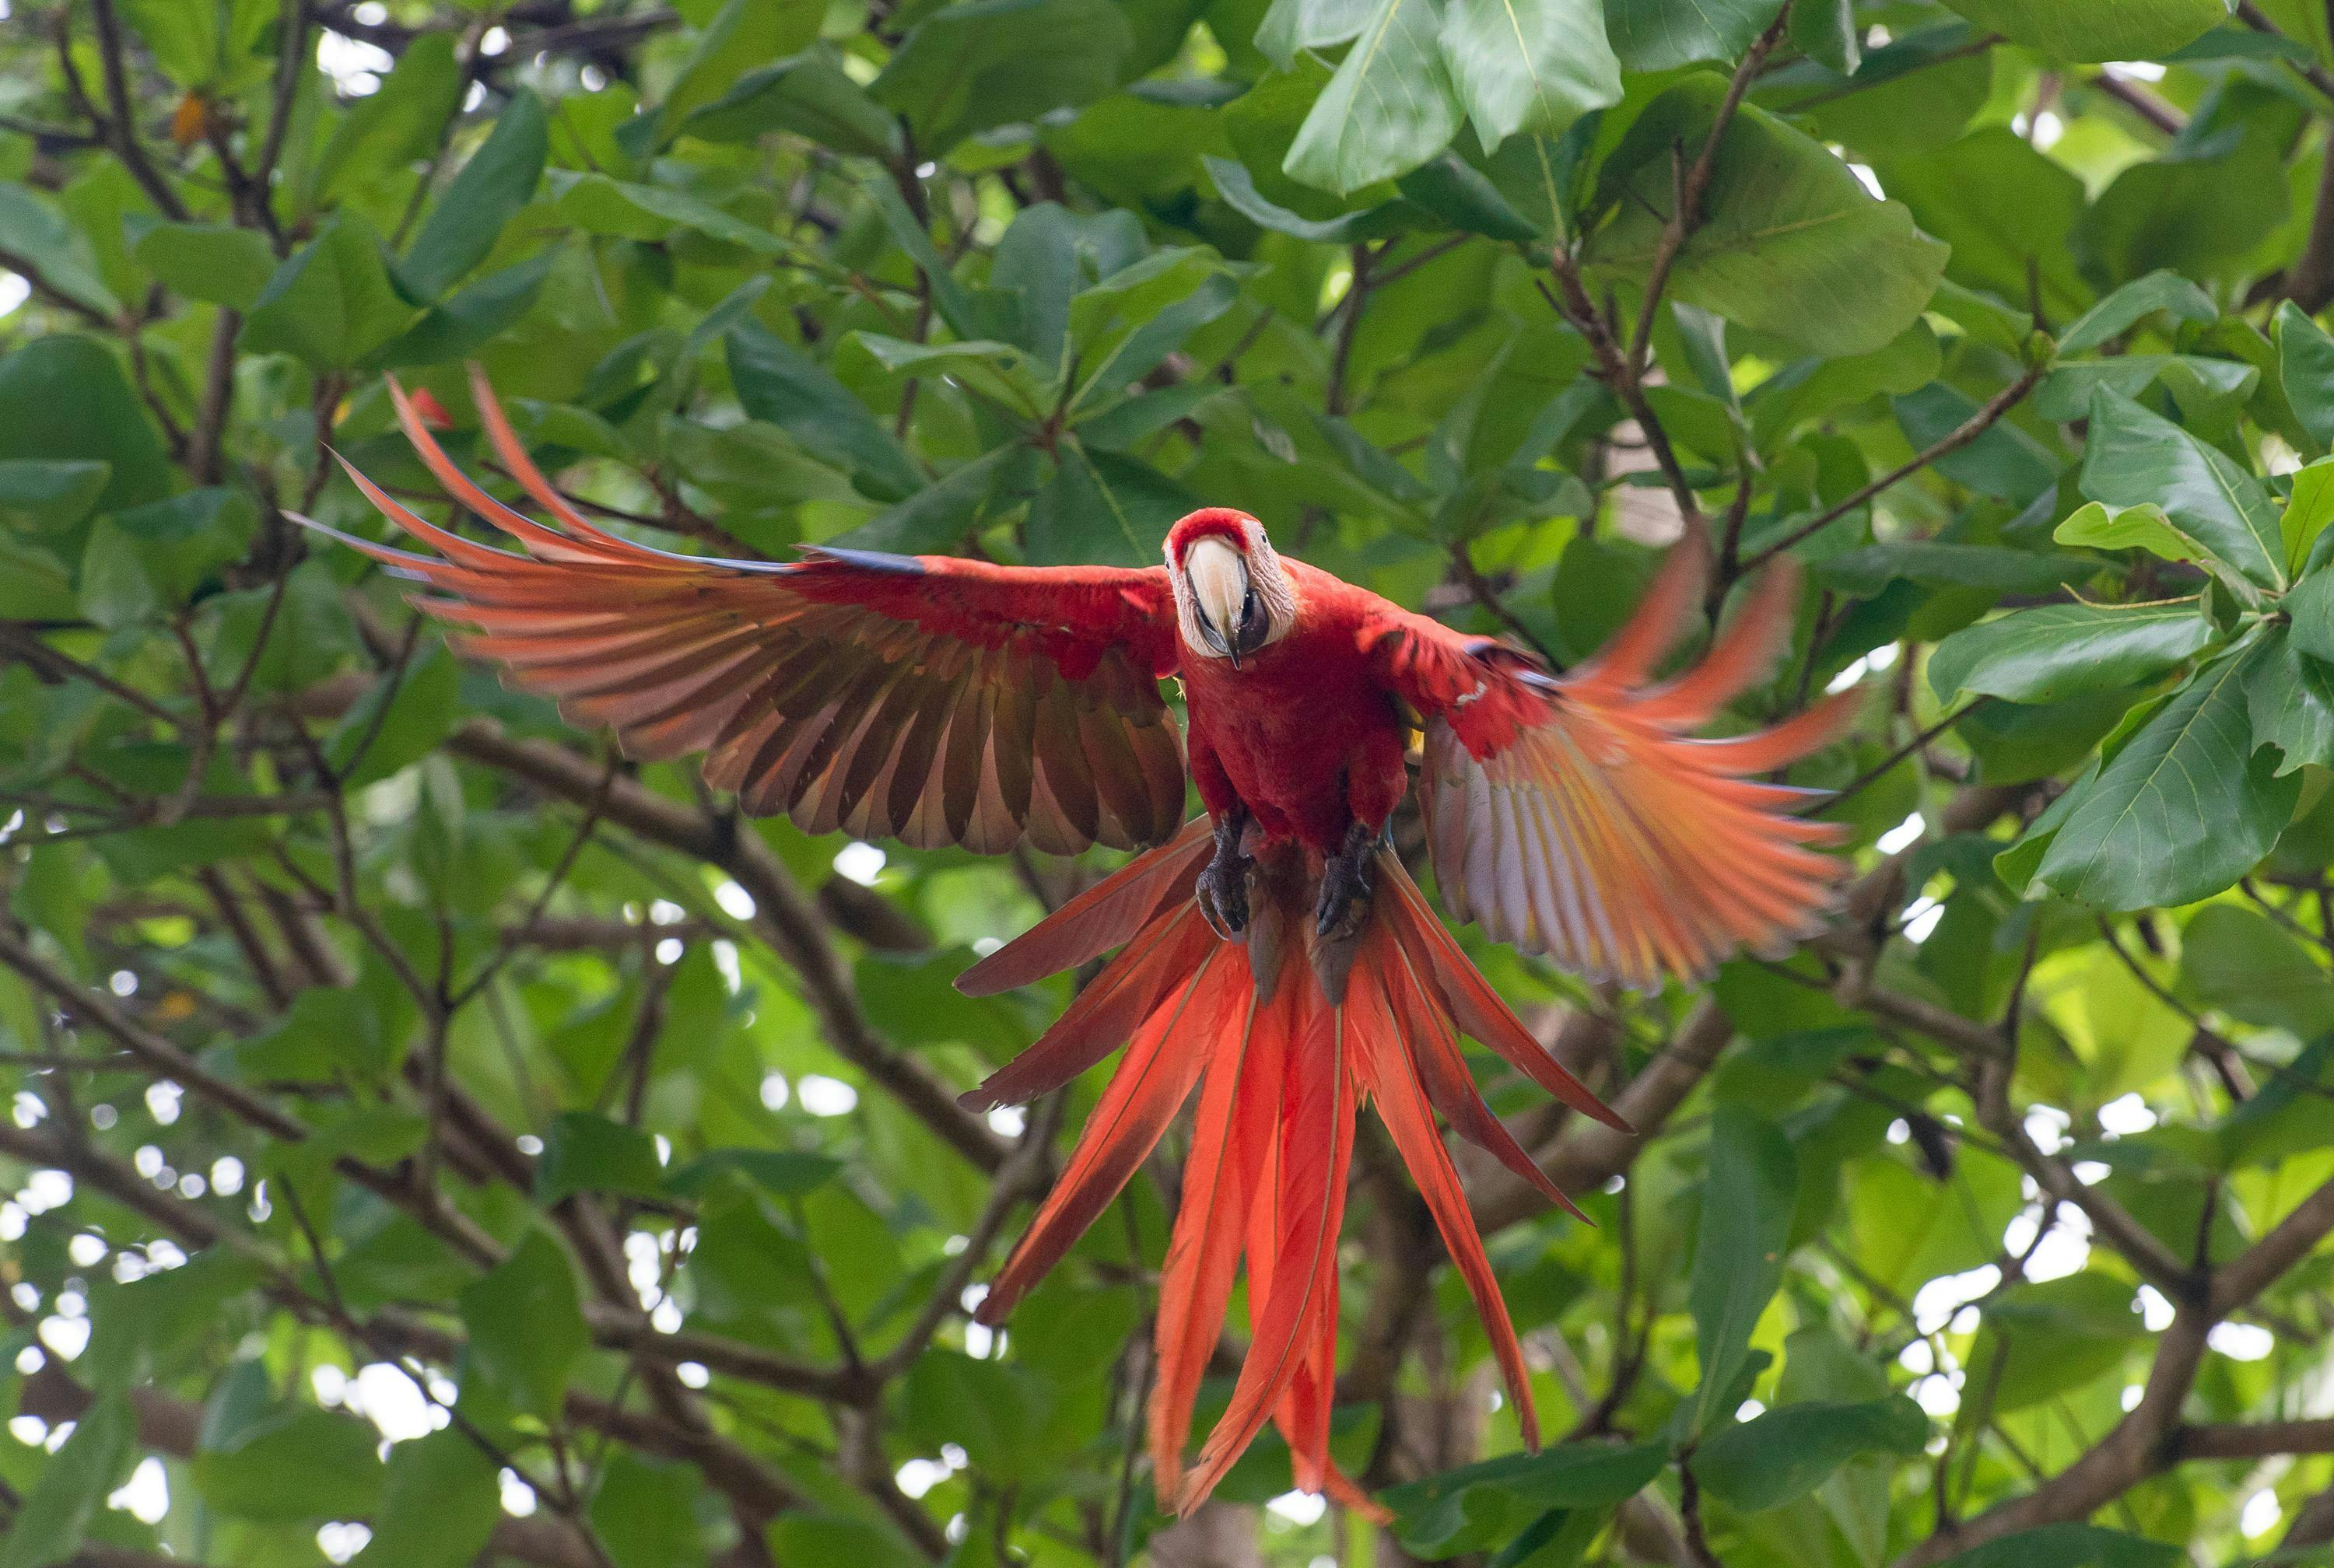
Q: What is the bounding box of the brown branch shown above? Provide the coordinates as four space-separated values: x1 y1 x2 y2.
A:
1627 8 1794 376
1740 362 2048 572
80 0 193 221
448 720 1010 1172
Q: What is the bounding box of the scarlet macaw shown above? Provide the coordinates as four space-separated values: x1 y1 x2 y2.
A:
305 370 1856 1517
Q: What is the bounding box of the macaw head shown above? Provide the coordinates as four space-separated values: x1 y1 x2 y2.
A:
1165 509 1296 670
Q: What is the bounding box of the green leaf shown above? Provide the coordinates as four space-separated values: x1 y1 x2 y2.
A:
1689 1107 1796 1433
546 170 785 254
1871 128 2090 326
592 1454 708 1568
80 488 254 631
1937 0 2223 62
1817 543 2094 597
241 214 415 369
351 1429 503 1568
0 184 121 317
1789 0 1859 73
1894 382 2062 502
2081 139 2290 288
1927 603 2215 705
2284 460 2334 575
852 334 1050 414
310 33 462 202
192 1405 385 1521
131 220 278 310
1284 0 1463 194
1691 1396 1929 1513
0 1395 134 1568
2054 500 2199 568
896 1352 1057 1482
836 444 1020 554
871 0 1135 155
0 460 111 533
656 0 824 138
377 247 561 369
2058 270 2218 355
326 642 461 786
2036 644 2301 911
401 89 548 299
682 53 901 158
1964 1273 2150 1413
0 335 173 510
538 1111 666 1204
1933 1526 2180 1568
2290 567 2334 666
2280 300 2334 453
1028 439 1200 567
1439 0 1621 151
459 1228 590 1418
1381 1440 1668 1555
2080 386 2286 597
1204 154 1413 243
2182 902 2334 1036
118 0 222 84
2249 621 2334 775
1602 0 1786 70
1583 79 1948 357
728 322 922 502
665 1148 841 1200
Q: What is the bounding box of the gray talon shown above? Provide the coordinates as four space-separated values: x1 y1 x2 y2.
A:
1315 823 1378 940
1198 811 1252 938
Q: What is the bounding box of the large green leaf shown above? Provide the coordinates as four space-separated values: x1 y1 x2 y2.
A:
2279 299 2334 454
1928 604 2216 705
310 33 462 202
1602 0 1785 70
1583 79 1947 356
1937 0 2223 62
1284 0 1463 193
130 220 278 310
1691 1396 1928 1513
0 335 173 510
2182 903 2334 1037
2247 622 2334 775
728 321 923 502
458 1228 590 1418
1688 1108 1796 1433
2036 644 2301 911
0 1395 134 1568
871 0 1135 154
2080 387 2286 597
0 184 121 318
1439 0 1621 151
401 88 548 299
1382 1440 1668 1555
240 215 415 369
350 1429 503 1568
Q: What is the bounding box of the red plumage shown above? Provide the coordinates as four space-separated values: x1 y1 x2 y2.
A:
308 371 1862 1521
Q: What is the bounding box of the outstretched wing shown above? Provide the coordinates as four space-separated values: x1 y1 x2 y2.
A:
308 371 1187 856
1368 546 1857 990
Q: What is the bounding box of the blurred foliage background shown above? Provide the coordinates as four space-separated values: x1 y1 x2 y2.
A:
5 1 2334 1566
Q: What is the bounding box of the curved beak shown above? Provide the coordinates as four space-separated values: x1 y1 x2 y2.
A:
1186 539 1254 670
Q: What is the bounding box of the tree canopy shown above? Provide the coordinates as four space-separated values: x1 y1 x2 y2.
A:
3 2 2334 1567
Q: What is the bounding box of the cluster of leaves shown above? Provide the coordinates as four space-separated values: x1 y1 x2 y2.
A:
4 2 2334 1568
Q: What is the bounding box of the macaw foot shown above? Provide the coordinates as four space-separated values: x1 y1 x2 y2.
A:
1196 813 1252 940
1315 822 1379 942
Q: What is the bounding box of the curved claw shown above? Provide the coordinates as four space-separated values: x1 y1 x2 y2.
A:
1196 876 1243 942
1315 824 1379 940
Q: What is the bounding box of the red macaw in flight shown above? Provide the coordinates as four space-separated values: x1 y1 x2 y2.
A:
306 369 1856 1519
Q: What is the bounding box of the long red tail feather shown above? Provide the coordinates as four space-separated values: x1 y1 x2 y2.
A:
973 831 1625 1519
